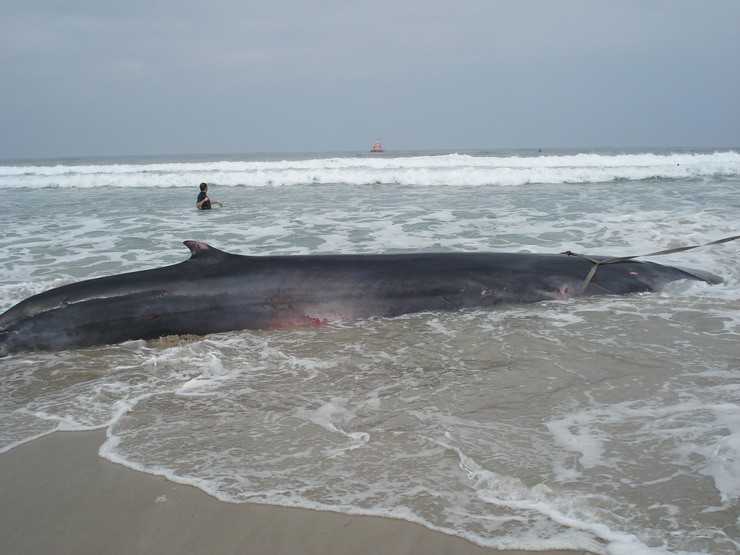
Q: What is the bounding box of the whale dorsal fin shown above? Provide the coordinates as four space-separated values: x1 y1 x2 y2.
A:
183 240 230 261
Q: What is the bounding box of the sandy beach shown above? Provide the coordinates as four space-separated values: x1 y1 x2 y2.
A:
0 430 590 555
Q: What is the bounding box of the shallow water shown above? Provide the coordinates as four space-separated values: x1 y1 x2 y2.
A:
1 149 739 554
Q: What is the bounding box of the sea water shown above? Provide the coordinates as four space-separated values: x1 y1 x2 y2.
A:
0 148 738 554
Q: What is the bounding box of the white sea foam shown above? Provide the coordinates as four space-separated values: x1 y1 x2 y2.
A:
1 150 738 189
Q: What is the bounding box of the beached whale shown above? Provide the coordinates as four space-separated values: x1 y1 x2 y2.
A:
0 241 722 356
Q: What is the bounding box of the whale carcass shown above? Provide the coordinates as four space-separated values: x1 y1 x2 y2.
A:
0 241 721 356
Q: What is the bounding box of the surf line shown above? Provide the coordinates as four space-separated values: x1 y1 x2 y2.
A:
563 234 740 297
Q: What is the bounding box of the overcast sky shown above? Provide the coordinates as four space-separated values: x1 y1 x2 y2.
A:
2 0 739 159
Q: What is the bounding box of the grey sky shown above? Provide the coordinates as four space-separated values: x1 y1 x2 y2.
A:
2 0 739 159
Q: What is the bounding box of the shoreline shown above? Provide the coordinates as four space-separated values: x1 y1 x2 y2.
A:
0 430 590 555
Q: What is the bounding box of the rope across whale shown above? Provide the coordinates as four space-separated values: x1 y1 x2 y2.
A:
563 234 739 297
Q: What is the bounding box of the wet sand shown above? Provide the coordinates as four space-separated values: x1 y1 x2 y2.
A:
0 430 590 555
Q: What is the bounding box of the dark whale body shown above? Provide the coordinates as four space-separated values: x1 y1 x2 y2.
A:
0 241 721 356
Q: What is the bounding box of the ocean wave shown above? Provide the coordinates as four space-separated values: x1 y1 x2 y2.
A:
2 150 738 189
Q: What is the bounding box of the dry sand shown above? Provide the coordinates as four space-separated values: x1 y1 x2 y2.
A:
0 430 590 555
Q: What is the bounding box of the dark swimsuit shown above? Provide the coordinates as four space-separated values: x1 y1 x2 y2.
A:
197 191 211 210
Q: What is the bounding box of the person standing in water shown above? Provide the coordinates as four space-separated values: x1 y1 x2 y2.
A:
196 182 223 210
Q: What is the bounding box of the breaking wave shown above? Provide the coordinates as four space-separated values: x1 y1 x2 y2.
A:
2 150 738 189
